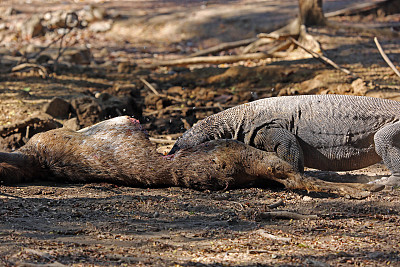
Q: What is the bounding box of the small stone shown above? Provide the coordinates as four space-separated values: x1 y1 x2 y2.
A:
88 20 113 32
70 96 102 127
63 118 80 131
35 54 52 64
43 97 71 119
153 211 160 218
303 196 312 201
61 47 92 65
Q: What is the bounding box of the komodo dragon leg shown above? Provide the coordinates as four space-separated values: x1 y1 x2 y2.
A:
373 121 400 186
250 127 304 173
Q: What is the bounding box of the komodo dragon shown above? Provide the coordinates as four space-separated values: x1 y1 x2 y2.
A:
169 95 400 186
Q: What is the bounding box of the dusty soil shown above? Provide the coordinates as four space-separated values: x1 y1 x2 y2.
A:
0 0 400 266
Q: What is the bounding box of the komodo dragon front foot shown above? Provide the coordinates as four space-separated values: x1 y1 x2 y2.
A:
273 172 385 199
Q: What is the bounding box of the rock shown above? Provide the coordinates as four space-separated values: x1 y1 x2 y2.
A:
88 20 113 32
351 78 368 95
70 96 102 127
22 15 45 38
61 47 92 65
35 54 52 64
63 118 80 131
43 97 71 119
98 93 143 119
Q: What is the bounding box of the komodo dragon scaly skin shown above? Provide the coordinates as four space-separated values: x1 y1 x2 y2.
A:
169 95 400 186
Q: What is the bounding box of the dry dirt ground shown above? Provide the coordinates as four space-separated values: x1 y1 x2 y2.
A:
0 0 400 266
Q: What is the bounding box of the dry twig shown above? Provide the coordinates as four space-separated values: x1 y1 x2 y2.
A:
289 37 357 78
374 37 400 79
267 199 285 209
139 77 185 103
189 37 257 57
139 77 160 95
145 52 281 68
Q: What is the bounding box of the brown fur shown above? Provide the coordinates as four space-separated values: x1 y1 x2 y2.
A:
0 116 383 197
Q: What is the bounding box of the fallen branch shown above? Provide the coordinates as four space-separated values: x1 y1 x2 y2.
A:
289 37 357 78
267 199 285 209
189 37 257 57
11 63 48 78
374 37 400 79
256 211 318 220
145 52 281 68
